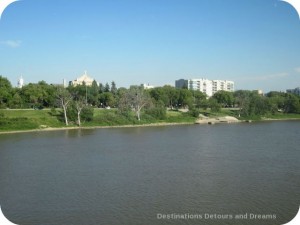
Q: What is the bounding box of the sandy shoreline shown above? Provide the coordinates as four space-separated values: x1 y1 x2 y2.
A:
0 122 194 135
1 117 300 135
195 115 241 124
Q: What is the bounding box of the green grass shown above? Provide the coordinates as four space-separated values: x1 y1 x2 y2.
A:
2 108 298 133
192 108 237 118
263 113 300 120
231 112 300 121
165 110 196 123
0 118 39 131
85 109 196 127
0 109 65 131
0 108 196 132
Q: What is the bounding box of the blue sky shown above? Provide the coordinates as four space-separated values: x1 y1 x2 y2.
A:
0 0 300 92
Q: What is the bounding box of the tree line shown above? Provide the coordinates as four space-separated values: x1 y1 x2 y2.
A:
1 75 300 125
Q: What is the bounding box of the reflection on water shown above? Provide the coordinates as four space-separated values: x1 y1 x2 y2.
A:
0 121 299 225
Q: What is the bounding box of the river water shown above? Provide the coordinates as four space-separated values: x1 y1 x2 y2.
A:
0 121 299 225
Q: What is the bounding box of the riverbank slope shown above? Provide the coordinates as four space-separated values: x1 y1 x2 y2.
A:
0 109 196 134
1 109 300 134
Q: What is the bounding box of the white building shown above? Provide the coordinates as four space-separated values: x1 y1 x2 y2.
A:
188 79 213 97
63 79 67 88
142 83 155 89
70 71 95 86
212 80 235 95
17 76 24 88
176 78 235 97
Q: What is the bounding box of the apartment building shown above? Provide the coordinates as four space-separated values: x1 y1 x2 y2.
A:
212 80 235 95
188 79 213 97
287 87 300 96
175 78 234 97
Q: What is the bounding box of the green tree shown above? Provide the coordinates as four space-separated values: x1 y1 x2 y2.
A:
111 81 117 95
9 91 23 109
191 90 207 109
145 104 167 120
163 85 179 108
21 83 44 107
149 87 169 107
99 83 104 93
178 89 193 108
90 80 100 106
209 98 221 113
266 91 286 112
104 83 110 92
67 97 94 126
234 90 252 117
118 86 152 121
20 81 56 108
100 92 116 107
213 91 234 107
0 76 13 108
248 94 270 116
284 94 300 113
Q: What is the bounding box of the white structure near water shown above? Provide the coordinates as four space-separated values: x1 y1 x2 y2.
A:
176 78 235 97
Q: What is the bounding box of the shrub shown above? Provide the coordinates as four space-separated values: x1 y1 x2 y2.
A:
67 105 94 124
81 107 94 122
0 112 5 118
189 109 200 118
145 106 167 120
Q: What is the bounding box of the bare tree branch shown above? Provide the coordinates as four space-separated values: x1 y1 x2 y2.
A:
56 87 73 126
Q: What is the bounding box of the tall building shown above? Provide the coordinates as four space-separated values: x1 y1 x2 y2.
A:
70 71 95 86
175 79 188 89
175 78 235 97
287 87 300 96
188 78 213 97
63 79 67 88
212 80 235 95
17 76 24 88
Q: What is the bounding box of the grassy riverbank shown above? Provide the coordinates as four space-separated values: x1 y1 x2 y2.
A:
1 108 300 134
0 109 196 133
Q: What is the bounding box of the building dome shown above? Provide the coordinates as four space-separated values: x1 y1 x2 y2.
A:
70 71 95 86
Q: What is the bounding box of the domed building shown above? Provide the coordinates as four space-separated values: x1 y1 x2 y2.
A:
70 71 96 86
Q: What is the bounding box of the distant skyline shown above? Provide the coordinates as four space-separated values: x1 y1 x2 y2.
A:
0 0 300 92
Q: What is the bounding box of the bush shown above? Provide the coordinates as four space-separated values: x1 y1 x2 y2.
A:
50 108 58 116
66 105 77 122
81 107 94 122
94 111 135 126
117 107 132 119
0 117 38 131
189 109 200 118
0 112 5 118
209 99 221 113
145 106 167 120
67 105 94 124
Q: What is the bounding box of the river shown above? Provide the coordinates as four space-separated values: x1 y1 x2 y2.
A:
0 121 299 225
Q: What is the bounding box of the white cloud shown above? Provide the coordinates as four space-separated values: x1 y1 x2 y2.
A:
295 67 300 73
256 73 289 81
236 73 289 81
0 40 22 48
